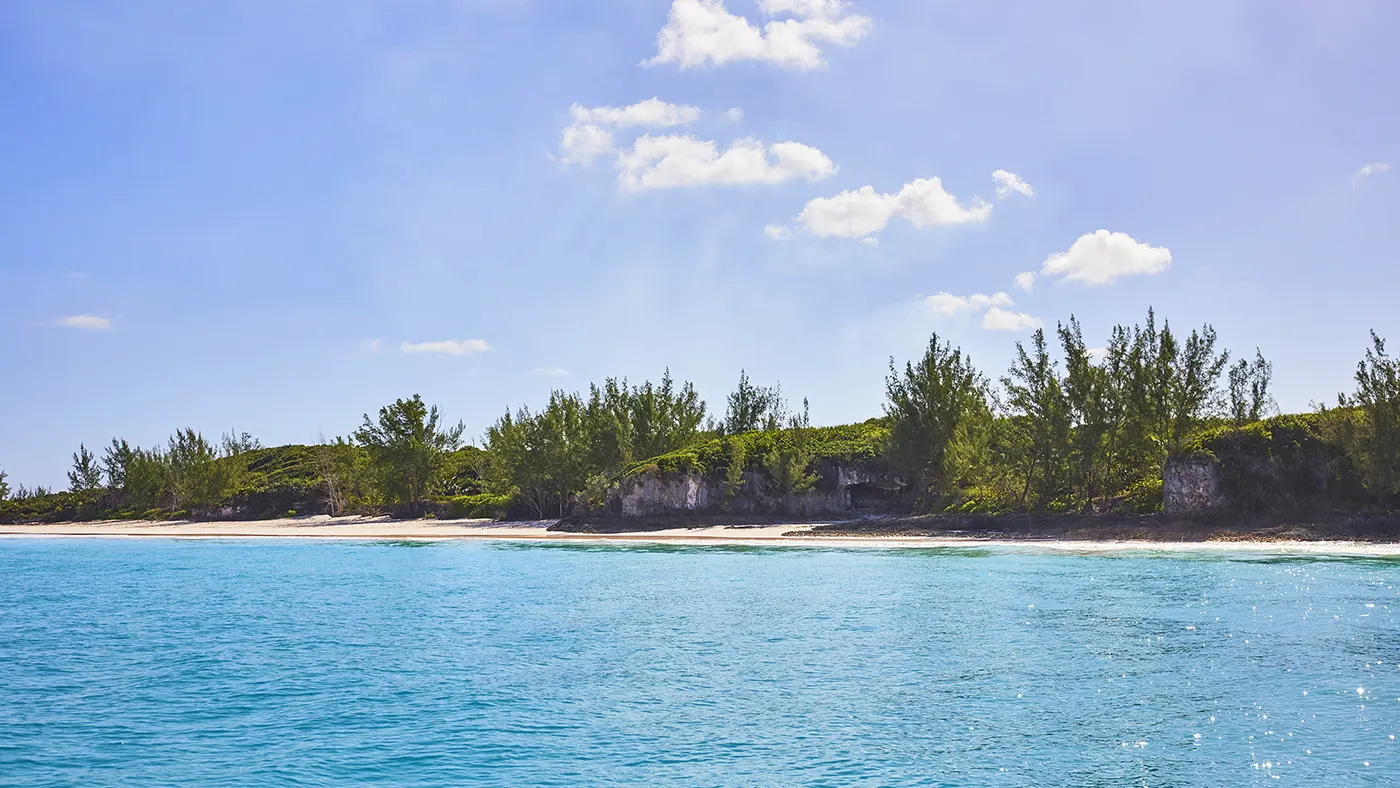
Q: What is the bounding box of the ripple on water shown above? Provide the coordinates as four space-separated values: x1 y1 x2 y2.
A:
2 538 1398 786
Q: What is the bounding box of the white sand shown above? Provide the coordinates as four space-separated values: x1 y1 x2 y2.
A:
4 515 1400 556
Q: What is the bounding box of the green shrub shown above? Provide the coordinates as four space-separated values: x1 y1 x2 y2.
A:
1124 478 1164 514
443 492 515 520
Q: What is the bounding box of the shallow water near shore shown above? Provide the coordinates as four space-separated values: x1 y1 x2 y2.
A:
3 539 1399 786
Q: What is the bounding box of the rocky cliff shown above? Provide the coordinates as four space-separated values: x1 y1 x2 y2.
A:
607 459 905 518
1164 413 1366 514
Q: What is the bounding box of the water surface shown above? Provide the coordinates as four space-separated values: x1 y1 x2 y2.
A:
2 538 1398 785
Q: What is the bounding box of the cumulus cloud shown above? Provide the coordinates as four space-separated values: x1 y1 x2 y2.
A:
559 98 700 165
1041 230 1171 286
1353 161 1391 188
1014 272 1036 292
647 0 871 71
531 367 569 377
923 291 1013 316
572 98 702 128
400 339 493 356
992 169 1034 199
795 177 991 240
981 307 1043 332
56 315 111 330
764 224 792 240
618 134 835 191
559 123 617 165
921 292 1040 332
724 107 744 122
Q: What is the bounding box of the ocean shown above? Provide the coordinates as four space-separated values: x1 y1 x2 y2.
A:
2 537 1397 785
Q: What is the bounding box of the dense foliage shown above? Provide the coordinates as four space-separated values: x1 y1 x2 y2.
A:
4 308 1399 523
484 371 707 517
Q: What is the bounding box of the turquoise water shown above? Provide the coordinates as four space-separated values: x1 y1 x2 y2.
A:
2 540 1399 786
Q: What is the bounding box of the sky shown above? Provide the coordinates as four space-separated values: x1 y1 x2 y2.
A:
1 0 1397 489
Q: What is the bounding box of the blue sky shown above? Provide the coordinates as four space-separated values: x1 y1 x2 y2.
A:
2 0 1397 488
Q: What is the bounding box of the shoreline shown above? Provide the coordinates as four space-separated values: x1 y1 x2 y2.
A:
6 516 1400 555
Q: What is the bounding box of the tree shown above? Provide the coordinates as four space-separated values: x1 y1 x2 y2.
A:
580 371 708 472
884 333 988 502
1059 317 1113 509
221 431 262 456
1228 349 1275 425
68 444 104 492
720 370 785 435
313 434 366 516
1352 331 1400 502
583 378 637 472
103 439 134 490
0 468 9 501
124 447 173 509
487 394 588 518
1002 329 1070 509
1096 325 1133 495
762 398 819 498
167 429 229 510
354 394 465 511
629 370 707 459
1167 324 1229 452
1115 309 1228 473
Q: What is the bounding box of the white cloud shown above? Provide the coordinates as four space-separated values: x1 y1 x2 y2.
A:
571 98 701 128
724 107 744 122
618 134 834 191
559 123 615 166
56 315 111 330
981 307 1043 332
861 236 878 247
360 339 385 352
531 367 569 377
1088 347 1109 361
992 169 1034 199
795 177 991 239
400 339 493 356
647 0 871 71
1014 271 1036 292
764 224 792 240
559 98 700 165
1041 230 1171 286
923 291 1013 316
1353 161 1391 188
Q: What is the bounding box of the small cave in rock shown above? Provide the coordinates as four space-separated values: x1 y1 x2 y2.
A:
846 482 902 510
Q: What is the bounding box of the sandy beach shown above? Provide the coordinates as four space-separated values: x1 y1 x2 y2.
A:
6 515 1400 556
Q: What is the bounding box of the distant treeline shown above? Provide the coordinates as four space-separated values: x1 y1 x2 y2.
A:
3 308 1399 522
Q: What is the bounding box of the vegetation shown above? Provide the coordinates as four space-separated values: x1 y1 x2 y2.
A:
883 333 987 507
719 370 788 435
354 395 465 514
5 307 1399 524
485 371 706 517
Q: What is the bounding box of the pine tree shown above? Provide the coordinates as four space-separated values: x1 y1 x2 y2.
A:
885 333 988 503
1002 329 1070 509
1228 349 1275 425
68 444 104 492
103 439 134 490
354 395 464 512
1352 331 1400 503
720 370 785 435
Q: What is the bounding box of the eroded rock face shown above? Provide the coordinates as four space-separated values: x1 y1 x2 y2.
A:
609 462 904 517
1163 455 1224 514
616 471 712 517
